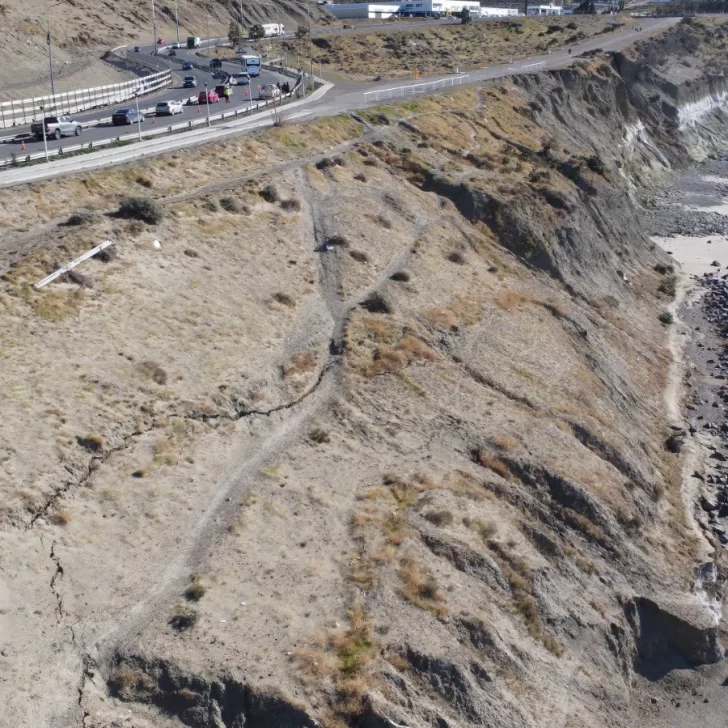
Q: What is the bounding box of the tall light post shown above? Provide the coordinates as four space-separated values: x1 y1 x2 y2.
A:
204 83 212 127
152 0 158 50
175 0 180 44
46 1 63 98
134 87 143 141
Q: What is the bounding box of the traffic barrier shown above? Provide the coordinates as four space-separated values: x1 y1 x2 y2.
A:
0 69 172 129
363 74 470 102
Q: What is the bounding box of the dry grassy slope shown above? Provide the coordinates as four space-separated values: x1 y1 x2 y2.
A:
1 17 728 728
0 0 327 99
286 14 637 81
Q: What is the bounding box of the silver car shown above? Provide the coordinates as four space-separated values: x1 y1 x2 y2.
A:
155 99 184 116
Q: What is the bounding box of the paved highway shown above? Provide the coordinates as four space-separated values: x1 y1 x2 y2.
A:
0 42 291 162
0 16 679 181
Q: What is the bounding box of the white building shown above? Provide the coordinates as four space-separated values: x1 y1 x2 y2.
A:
526 4 563 13
324 0 483 19
479 6 521 16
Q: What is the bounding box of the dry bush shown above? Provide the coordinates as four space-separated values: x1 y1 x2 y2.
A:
562 509 609 548
77 433 104 453
470 517 497 540
29 289 85 321
169 604 199 631
310 425 331 444
259 183 279 202
349 250 370 263
201 199 218 212
423 509 453 527
272 292 296 308
135 174 153 188
495 290 532 311
282 351 317 377
398 335 438 362
219 196 245 213
360 292 393 314
117 196 163 225
50 509 71 526
65 210 96 226
447 250 467 265
354 172 367 182
139 360 168 385
281 198 302 211
473 449 511 479
491 434 518 451
370 346 407 375
185 574 206 602
293 647 334 684
390 270 410 282
398 555 447 619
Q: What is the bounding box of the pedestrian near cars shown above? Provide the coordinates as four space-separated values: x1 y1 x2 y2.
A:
224 86 231 103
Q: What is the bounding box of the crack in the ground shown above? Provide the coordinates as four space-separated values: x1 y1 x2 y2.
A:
77 654 95 728
49 540 65 624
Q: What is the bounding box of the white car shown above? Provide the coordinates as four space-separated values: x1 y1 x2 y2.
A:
171 41 181 49
155 99 184 116
259 84 281 99
236 72 250 86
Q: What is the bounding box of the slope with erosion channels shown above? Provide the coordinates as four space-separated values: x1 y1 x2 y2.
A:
1 16 728 728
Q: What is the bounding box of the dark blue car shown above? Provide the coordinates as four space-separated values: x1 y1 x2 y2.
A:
183 61 193 70
112 108 145 126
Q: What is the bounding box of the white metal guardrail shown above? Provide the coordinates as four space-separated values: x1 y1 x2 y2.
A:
0 80 302 169
35 240 114 289
363 74 469 102
0 70 172 129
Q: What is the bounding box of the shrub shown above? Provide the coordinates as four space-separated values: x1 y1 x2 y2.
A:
169 604 199 631
390 270 410 282
325 234 348 248
423 509 453 526
447 250 467 265
658 275 676 298
659 311 674 325
201 199 218 212
185 580 206 602
272 292 296 307
51 509 71 525
281 198 301 211
310 426 331 444
259 183 279 203
77 434 104 453
117 196 163 225
220 196 242 213
349 250 370 263
65 210 96 226
585 154 606 175
135 175 153 188
139 360 168 385
360 292 392 314
354 172 367 182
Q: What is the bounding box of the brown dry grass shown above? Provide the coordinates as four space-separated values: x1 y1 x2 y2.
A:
282 351 318 378
474 450 511 480
398 555 447 620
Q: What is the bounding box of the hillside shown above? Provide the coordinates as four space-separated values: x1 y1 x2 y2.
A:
1 16 728 728
0 0 327 99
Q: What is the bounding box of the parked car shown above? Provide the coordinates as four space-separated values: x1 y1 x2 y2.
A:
259 83 281 99
171 42 181 49
30 115 82 141
112 108 145 125
182 61 193 70
236 72 250 85
155 99 184 115
157 38 165 44
198 89 220 104
183 75 197 88
134 46 141 52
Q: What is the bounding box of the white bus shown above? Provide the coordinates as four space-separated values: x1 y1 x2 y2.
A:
241 55 261 77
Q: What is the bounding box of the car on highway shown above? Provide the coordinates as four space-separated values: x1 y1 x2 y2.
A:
209 58 223 70
112 108 145 125
30 115 82 141
134 46 141 52
259 83 281 100
183 61 193 70
183 75 197 88
198 89 220 104
236 72 250 85
155 99 184 115
171 42 181 49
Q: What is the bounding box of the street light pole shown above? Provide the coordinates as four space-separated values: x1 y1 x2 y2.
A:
204 83 212 127
151 0 158 49
135 88 143 141
46 1 59 97
175 0 180 44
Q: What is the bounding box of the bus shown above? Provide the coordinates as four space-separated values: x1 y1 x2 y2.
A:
241 55 261 77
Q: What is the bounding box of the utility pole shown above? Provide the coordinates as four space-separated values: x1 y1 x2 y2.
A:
46 1 61 97
204 83 212 126
306 0 314 84
175 0 180 44
152 0 158 49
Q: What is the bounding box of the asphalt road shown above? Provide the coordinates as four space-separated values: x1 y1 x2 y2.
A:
0 43 289 161
0 16 679 173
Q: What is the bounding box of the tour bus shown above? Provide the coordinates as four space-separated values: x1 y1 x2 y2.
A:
241 55 261 77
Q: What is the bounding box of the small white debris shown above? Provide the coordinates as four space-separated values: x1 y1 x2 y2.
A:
240 601 246 606
153 240 161 249
286 651 293 657
219 619 227 623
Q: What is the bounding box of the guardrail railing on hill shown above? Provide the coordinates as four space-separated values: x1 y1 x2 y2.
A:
363 74 470 103
0 68 172 129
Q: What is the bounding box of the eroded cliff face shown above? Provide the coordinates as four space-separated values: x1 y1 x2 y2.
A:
2 17 728 728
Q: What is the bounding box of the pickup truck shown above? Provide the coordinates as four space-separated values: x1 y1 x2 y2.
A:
31 116 82 141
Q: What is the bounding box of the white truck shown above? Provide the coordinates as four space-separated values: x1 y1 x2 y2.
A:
261 23 285 37
187 36 201 48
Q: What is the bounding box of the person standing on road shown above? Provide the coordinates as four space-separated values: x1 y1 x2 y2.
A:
224 86 231 103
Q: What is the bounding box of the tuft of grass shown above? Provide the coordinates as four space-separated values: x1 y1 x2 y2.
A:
282 351 317 377
77 433 104 453
360 292 393 315
310 425 331 444
29 289 85 321
281 198 302 211
390 270 410 282
472 449 511 479
65 210 96 226
447 250 467 265
349 250 370 263
135 174 153 188
398 555 447 619
423 509 453 527
185 575 206 602
219 196 245 213
470 517 497 540
259 183 279 203
659 311 674 325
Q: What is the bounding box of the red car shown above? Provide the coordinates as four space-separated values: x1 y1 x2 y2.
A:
157 38 165 45
198 89 220 104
